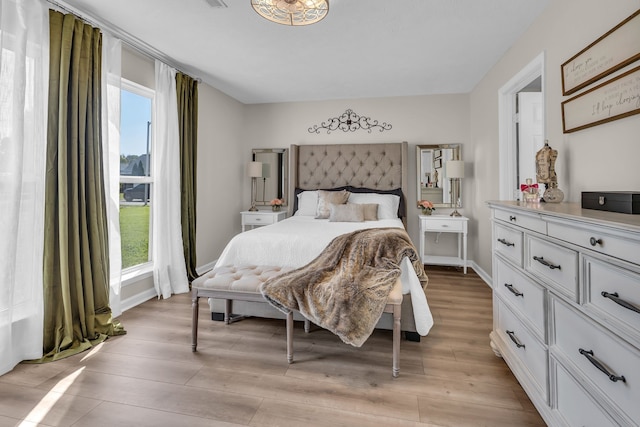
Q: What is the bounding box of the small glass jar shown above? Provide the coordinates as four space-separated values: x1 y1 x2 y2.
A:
543 183 564 203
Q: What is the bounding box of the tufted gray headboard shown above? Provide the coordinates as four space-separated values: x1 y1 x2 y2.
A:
288 142 408 225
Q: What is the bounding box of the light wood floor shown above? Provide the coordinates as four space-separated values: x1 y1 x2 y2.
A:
0 266 546 427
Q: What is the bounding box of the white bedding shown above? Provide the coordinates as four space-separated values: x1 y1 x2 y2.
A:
215 216 433 336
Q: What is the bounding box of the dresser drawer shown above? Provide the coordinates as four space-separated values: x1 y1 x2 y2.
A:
494 223 523 267
495 257 545 340
526 235 578 301
494 208 547 234
548 220 640 265
243 213 277 226
551 359 619 427
495 299 548 400
421 218 465 232
584 256 640 347
551 297 640 424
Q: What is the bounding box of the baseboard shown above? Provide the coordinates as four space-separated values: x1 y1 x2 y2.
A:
469 260 492 287
121 288 157 313
196 259 217 276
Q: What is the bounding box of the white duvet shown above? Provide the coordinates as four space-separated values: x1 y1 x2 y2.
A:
215 216 433 336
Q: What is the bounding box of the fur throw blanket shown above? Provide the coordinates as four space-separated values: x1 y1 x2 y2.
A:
260 227 428 347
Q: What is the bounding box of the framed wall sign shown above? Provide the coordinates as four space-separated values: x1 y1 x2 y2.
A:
561 9 640 96
434 158 442 169
561 65 640 133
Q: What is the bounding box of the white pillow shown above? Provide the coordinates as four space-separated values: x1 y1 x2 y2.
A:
295 190 318 216
347 193 400 219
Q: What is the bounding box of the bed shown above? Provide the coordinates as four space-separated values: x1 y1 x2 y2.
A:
209 142 433 340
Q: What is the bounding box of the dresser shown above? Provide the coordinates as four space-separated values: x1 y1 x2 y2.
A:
488 201 640 426
419 214 468 273
241 210 287 232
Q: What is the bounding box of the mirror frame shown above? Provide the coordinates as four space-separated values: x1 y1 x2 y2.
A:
416 144 462 209
252 148 289 206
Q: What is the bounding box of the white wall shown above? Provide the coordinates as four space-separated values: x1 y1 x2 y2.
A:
241 95 470 250
196 84 246 268
470 0 640 275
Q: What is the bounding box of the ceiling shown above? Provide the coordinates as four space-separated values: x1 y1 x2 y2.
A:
58 0 550 104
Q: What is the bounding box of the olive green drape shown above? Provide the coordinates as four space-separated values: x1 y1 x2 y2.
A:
39 11 124 363
176 73 199 282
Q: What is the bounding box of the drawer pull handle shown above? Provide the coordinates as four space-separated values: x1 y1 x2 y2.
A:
497 238 515 247
509 215 516 221
578 348 626 383
504 283 523 297
532 256 561 270
601 291 640 314
589 237 603 247
506 330 525 348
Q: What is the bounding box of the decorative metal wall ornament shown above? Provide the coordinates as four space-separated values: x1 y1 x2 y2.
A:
308 109 393 134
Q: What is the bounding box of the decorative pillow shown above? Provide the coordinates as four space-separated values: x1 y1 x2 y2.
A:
294 190 319 216
359 203 379 221
348 193 400 219
329 203 365 222
316 190 350 219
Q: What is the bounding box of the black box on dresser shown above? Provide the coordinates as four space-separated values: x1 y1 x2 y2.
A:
581 191 640 214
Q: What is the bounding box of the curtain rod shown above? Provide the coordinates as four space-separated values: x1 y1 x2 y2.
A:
45 0 202 83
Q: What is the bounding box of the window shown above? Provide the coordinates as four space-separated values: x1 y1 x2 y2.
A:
119 79 153 270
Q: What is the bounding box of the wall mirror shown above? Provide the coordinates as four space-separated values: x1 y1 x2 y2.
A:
416 144 462 208
252 148 289 206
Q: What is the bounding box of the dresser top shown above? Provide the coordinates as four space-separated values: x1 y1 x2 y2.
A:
487 201 640 233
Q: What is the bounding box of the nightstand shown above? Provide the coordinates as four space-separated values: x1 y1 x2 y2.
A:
241 210 287 232
419 214 468 273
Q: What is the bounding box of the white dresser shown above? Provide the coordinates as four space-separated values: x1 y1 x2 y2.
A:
488 201 640 427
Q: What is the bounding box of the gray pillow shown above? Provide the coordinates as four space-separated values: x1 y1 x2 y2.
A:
316 189 350 219
328 203 365 222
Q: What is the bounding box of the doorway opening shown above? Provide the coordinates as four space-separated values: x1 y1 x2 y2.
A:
498 52 545 200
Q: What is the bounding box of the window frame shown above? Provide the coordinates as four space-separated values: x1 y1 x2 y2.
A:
119 78 155 277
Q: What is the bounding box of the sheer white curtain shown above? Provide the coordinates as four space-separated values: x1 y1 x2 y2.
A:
152 60 189 299
0 0 48 375
101 35 123 317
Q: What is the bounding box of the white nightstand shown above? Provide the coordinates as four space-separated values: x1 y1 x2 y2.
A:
419 214 469 274
241 210 287 232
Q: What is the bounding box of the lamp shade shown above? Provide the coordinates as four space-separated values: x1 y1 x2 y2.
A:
445 160 465 179
248 161 263 178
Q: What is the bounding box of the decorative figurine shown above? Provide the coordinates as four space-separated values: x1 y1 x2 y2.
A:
535 140 564 203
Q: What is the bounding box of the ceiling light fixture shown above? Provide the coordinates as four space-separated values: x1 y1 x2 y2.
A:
251 0 329 26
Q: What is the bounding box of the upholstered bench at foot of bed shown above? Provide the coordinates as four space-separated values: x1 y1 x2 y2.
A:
191 265 295 363
191 265 404 377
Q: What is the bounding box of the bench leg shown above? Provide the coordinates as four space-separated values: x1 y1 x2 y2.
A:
286 311 294 364
224 299 232 324
392 303 401 378
192 290 199 352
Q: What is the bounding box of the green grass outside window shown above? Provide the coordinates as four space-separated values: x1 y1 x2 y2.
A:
120 205 150 269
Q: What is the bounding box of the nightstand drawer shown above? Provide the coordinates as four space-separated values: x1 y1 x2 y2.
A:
421 218 464 232
243 213 276 225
